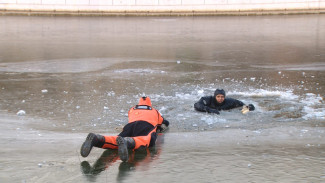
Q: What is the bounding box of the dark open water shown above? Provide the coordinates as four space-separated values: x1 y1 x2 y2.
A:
0 15 324 183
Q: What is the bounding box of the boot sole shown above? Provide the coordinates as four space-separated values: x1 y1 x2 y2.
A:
116 136 128 162
80 133 96 157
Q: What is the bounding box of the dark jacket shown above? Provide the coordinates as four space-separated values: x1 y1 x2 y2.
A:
194 96 252 114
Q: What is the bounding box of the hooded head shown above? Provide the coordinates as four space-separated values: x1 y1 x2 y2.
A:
214 89 226 104
214 89 226 98
138 96 152 106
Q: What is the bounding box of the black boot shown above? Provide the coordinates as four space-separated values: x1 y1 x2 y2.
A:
124 137 135 149
116 136 135 162
80 133 105 157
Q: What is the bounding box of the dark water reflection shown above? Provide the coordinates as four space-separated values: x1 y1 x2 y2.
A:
0 15 325 182
80 145 161 182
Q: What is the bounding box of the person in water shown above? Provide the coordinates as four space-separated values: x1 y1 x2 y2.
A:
194 89 255 114
80 96 169 162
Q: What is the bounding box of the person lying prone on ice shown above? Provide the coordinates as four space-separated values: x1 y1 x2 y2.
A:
80 96 169 162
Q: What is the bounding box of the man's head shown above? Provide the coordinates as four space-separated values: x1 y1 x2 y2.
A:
138 96 152 106
214 89 226 104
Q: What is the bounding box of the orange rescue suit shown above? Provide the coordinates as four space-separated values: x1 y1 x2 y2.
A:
128 97 164 127
102 97 165 150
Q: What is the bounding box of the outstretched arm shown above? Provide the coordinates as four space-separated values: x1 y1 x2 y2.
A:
232 99 255 111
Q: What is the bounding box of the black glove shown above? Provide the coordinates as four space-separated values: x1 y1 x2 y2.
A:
207 108 220 114
248 104 255 111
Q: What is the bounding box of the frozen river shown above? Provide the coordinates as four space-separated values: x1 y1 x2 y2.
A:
0 15 325 182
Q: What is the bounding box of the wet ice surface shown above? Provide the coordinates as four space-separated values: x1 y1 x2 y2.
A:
1 59 324 133
0 15 325 182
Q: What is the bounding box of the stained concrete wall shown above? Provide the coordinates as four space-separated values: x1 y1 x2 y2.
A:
1 0 325 16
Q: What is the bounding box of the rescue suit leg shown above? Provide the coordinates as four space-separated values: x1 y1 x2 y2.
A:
102 135 134 149
80 133 105 157
101 135 119 149
132 130 157 150
81 133 136 162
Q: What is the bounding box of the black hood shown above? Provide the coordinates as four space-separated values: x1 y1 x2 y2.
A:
214 89 226 98
213 89 226 106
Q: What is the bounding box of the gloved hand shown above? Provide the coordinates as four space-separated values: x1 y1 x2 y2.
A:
207 108 220 114
248 104 255 111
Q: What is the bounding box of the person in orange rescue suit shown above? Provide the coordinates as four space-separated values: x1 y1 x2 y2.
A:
80 96 169 162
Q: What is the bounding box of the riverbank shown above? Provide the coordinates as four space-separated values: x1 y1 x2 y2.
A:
1 0 325 16
1 9 325 16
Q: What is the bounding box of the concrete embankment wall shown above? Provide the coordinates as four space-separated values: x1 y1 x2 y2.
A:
1 0 325 16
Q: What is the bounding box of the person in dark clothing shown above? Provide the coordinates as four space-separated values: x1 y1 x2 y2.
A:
194 89 255 114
